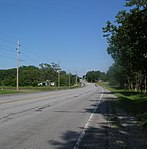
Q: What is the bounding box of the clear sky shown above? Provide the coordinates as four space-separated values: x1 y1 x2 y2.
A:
0 0 127 76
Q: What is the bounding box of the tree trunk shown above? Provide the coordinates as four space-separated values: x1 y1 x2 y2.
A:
145 73 147 93
127 77 131 90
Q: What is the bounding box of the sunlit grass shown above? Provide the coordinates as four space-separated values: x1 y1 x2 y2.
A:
0 85 79 95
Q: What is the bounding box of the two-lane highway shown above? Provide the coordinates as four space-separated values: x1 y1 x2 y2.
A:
0 83 104 149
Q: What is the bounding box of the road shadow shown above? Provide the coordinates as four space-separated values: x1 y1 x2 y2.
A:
83 92 147 148
49 91 147 149
48 130 80 149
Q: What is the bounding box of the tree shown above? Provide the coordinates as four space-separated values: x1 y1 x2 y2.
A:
0 63 78 87
107 63 128 88
0 68 16 86
19 66 42 86
103 0 147 92
86 71 106 83
39 63 57 84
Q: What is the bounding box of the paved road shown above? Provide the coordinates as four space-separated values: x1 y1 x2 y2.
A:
0 83 104 149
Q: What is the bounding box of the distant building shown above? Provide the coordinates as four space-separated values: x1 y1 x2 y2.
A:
50 82 55 86
38 80 55 86
38 82 48 86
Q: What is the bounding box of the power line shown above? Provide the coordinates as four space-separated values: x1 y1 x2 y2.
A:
21 50 43 63
0 54 15 60
21 44 46 62
0 33 16 45
21 52 42 65
0 33 58 70
0 45 15 53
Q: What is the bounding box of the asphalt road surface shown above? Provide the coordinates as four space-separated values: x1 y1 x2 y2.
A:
0 83 104 149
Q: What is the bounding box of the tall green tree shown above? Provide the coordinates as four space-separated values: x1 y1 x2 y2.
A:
103 0 147 91
19 66 42 86
107 63 128 88
0 68 16 86
39 63 57 84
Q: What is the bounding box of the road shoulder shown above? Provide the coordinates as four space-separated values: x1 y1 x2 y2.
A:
78 89 147 149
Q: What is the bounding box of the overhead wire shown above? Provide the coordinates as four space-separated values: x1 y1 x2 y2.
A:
21 51 41 65
0 44 16 53
20 43 51 65
0 54 16 60
0 32 16 45
0 34 17 68
0 33 52 69
21 43 47 62
0 33 16 56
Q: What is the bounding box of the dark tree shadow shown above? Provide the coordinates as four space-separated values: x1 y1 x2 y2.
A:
48 130 81 149
49 91 147 149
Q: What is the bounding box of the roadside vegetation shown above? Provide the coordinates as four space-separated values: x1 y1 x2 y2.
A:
103 0 147 93
0 85 81 95
98 82 147 130
0 63 81 94
96 0 147 130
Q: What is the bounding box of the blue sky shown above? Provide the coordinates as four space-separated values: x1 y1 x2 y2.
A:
0 0 127 76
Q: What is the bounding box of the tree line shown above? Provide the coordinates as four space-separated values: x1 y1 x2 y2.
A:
0 63 107 87
102 0 147 92
0 63 79 87
85 70 107 83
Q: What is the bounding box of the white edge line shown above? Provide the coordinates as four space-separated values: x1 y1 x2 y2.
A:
73 86 104 149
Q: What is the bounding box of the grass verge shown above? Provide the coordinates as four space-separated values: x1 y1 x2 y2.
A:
0 85 80 95
98 82 147 130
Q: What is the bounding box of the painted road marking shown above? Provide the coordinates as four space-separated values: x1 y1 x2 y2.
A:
73 86 104 149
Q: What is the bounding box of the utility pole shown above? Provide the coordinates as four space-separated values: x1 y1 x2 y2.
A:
57 61 60 88
16 40 20 91
75 71 78 86
69 72 71 86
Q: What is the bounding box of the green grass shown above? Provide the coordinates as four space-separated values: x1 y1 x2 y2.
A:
98 82 147 129
0 85 80 95
0 89 18 94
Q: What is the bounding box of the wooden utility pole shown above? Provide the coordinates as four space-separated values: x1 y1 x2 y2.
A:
69 72 71 86
75 71 78 86
16 40 20 91
57 61 60 88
